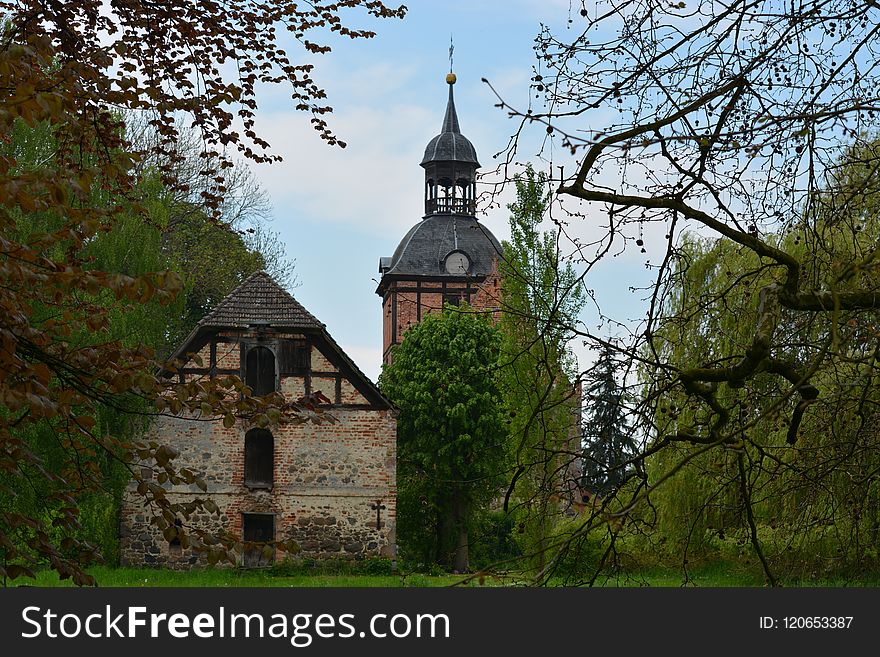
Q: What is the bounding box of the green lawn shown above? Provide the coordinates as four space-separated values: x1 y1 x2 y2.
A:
16 562 880 587
19 566 468 588
559 562 880 587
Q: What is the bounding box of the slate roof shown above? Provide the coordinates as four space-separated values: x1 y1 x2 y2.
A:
199 270 323 330
420 83 480 167
377 213 502 287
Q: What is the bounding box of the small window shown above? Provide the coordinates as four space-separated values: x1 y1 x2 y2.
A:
443 290 465 307
279 341 309 373
245 346 276 396
244 428 273 488
242 513 275 567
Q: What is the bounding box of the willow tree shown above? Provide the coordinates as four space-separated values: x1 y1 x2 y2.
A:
648 141 880 575
491 0 880 583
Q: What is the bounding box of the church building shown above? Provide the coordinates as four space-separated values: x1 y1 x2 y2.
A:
377 72 585 514
376 71 503 361
119 272 397 568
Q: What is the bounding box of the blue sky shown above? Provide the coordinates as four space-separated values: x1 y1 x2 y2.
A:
248 1 654 381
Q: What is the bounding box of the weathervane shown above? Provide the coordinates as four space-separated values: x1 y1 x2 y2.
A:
449 35 454 73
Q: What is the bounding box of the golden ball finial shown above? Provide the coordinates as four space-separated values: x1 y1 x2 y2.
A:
446 72 457 85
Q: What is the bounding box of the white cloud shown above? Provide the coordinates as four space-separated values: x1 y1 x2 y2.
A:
251 60 529 240
254 102 432 235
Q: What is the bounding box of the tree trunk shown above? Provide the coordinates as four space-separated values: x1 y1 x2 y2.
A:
434 516 445 566
452 496 469 573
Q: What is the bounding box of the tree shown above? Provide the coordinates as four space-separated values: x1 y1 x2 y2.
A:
491 1 880 582
0 115 304 581
581 343 638 496
127 116 299 315
497 166 586 572
0 1 404 584
2 1 406 208
379 306 507 573
647 202 880 575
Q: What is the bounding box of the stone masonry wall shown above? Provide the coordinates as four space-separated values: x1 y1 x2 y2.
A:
120 334 396 569
120 407 396 568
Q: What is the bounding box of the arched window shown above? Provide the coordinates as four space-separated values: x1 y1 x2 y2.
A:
244 428 274 488
245 346 276 396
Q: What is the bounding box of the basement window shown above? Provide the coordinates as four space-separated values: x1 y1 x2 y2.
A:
245 346 276 396
168 518 183 553
242 513 275 567
244 428 274 489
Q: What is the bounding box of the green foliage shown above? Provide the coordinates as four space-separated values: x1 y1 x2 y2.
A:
162 212 268 339
539 518 610 583
379 306 507 572
395 557 448 577
644 140 880 567
497 166 586 574
76 492 123 565
499 166 585 365
468 510 523 571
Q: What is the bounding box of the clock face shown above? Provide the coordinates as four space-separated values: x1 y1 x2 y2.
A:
445 252 470 275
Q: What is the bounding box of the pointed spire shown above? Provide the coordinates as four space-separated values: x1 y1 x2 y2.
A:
441 80 461 134
443 37 459 134
420 69 479 167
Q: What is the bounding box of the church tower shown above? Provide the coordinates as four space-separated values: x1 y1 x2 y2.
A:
376 71 502 363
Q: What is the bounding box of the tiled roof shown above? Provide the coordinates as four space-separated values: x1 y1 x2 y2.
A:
198 271 323 330
165 271 391 405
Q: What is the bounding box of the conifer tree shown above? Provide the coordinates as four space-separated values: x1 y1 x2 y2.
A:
581 344 638 496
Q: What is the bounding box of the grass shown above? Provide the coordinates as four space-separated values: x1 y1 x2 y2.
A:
547 559 880 587
19 566 469 588
15 560 880 587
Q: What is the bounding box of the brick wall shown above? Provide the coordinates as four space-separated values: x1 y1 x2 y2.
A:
381 263 501 362
120 331 396 568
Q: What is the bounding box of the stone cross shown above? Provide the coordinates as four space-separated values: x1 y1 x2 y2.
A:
371 499 386 530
